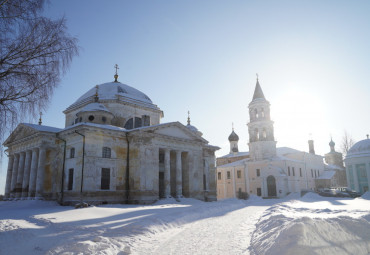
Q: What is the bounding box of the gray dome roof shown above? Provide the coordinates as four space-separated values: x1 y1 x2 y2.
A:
76 82 152 104
346 138 370 159
228 130 239 142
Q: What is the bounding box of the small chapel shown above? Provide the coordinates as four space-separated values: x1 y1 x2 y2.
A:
3 68 219 204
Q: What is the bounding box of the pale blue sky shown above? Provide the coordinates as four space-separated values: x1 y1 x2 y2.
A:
2 0 370 194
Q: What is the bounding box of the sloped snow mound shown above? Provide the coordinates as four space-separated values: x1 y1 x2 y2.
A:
361 191 370 200
251 214 370 255
301 192 323 201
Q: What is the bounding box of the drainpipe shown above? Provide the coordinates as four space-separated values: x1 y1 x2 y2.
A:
56 134 66 205
75 130 85 203
125 132 130 204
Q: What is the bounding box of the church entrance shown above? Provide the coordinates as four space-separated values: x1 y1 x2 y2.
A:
267 175 277 197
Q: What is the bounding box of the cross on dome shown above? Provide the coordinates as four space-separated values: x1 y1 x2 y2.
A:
114 64 119 82
187 111 191 125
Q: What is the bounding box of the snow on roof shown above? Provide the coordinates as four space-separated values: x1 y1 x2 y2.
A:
219 152 250 159
346 138 370 159
62 122 127 132
276 147 302 155
65 81 160 112
325 164 345 171
79 102 111 113
218 158 249 168
22 123 62 133
316 170 336 180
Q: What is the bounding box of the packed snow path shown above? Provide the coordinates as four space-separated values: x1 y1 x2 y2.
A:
0 193 369 255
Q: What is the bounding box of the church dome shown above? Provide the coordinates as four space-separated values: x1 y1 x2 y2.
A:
76 81 152 104
228 130 239 142
79 102 111 113
186 124 203 137
346 138 370 159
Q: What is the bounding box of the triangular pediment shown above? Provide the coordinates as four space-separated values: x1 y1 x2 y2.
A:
3 124 39 146
134 122 208 143
155 126 194 140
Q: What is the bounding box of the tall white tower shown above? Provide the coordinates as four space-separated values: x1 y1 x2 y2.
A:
247 77 277 161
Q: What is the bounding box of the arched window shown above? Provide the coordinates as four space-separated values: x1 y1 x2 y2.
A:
261 108 265 118
124 118 133 129
255 128 259 141
134 117 142 128
70 148 75 158
254 109 258 119
102 147 111 158
262 128 267 139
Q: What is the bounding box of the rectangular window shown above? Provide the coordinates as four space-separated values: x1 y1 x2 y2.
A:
237 170 241 178
70 148 75 158
68 168 74 190
257 188 262 196
159 153 164 164
300 168 302 177
311 169 313 178
288 167 290 176
203 174 207 190
227 171 231 179
314 170 317 178
256 169 260 177
292 167 295 176
101 168 110 190
218 172 221 180
102 147 111 158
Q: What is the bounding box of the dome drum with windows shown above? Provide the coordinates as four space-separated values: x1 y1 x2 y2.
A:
63 73 163 130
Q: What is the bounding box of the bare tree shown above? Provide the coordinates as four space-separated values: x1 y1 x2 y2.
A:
0 0 78 141
340 130 356 156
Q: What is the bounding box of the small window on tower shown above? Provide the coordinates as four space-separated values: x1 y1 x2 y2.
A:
261 108 265 118
237 170 241 178
256 169 260 177
102 147 111 158
70 148 75 158
293 167 295 176
218 172 221 180
227 171 231 179
255 109 258 119
300 168 302 177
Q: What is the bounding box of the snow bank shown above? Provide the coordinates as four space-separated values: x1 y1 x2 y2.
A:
250 198 370 255
251 214 370 255
361 191 370 200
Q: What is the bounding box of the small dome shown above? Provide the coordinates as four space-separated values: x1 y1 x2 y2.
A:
346 138 370 159
329 139 335 147
228 130 239 142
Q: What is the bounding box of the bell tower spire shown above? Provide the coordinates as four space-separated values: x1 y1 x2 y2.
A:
247 76 276 161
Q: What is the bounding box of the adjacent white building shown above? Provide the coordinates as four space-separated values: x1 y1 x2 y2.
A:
217 79 326 199
3 72 219 204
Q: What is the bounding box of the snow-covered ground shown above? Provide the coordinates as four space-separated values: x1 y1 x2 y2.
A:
0 193 369 255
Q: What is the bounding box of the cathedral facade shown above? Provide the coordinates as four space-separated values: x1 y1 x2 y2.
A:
3 73 219 204
217 79 327 199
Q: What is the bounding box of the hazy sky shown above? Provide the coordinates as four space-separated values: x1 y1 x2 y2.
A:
1 0 370 193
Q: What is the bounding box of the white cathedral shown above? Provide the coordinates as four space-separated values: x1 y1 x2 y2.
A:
216 79 342 199
3 71 219 204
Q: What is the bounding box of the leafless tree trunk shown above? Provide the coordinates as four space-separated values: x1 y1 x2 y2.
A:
340 130 356 156
0 0 78 142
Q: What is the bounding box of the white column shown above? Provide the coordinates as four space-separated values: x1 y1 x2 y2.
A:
35 146 46 198
164 149 171 197
10 154 19 198
4 155 14 199
176 150 182 198
352 165 360 192
21 150 32 198
15 152 26 198
28 148 39 198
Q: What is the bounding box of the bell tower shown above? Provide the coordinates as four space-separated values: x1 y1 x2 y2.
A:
247 77 277 161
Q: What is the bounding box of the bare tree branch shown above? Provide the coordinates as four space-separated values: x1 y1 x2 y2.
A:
0 0 79 144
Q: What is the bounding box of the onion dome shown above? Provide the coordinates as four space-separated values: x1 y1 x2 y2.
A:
228 130 239 142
